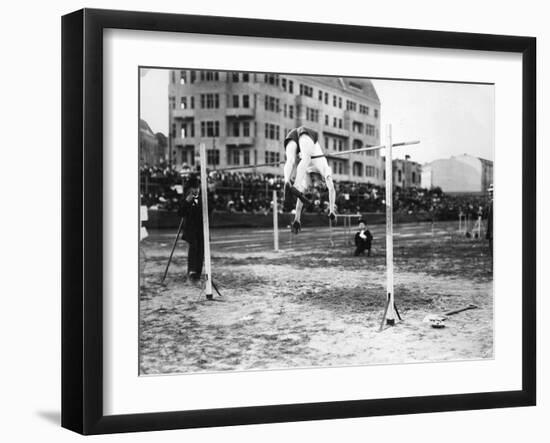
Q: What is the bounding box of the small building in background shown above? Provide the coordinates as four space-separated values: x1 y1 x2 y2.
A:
139 119 167 166
381 155 423 189
421 154 493 193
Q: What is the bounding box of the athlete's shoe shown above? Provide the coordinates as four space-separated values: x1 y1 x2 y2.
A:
329 212 336 221
291 220 302 234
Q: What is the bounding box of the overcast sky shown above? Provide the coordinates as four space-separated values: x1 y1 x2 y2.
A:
140 69 494 164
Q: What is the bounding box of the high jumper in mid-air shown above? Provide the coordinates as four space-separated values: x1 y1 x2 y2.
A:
283 126 336 233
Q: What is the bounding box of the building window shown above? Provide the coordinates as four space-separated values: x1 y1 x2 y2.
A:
229 150 240 165
366 124 375 136
202 71 219 81
180 71 186 85
242 73 249 82
299 84 313 97
352 121 363 133
171 71 176 84
288 80 294 94
333 95 337 107
200 93 220 109
264 123 280 140
318 90 323 101
412 171 416 183
338 139 343 151
243 150 250 165
207 149 220 165
281 78 287 91
324 92 329 104
325 115 329 125
338 97 343 109
201 121 220 137
232 95 239 108
338 119 343 129
231 121 240 137
243 121 250 137
359 105 370 115
264 151 280 164
366 166 375 177
242 95 250 108
283 104 287 118
190 71 196 83
180 97 187 109
265 74 278 85
332 139 337 150
180 124 186 138
232 72 239 82
288 105 294 119
265 95 279 112
397 170 402 182
306 107 319 122
190 97 194 109
374 109 379 118
324 136 329 148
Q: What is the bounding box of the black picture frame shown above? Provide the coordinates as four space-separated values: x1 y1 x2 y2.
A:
61 8 536 435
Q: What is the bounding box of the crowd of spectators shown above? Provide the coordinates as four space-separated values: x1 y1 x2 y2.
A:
140 166 491 220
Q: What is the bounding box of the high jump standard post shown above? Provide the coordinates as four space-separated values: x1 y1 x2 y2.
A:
199 143 213 300
379 124 399 329
273 189 279 251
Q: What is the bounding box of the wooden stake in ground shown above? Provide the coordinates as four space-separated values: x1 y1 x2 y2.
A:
199 143 213 300
161 216 185 283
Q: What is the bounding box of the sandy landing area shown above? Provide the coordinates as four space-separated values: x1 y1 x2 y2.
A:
139 222 493 375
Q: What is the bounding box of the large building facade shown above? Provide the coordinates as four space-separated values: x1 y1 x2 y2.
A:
421 154 494 193
168 70 383 184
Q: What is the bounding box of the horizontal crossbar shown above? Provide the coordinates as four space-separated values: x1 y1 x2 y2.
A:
331 140 420 157
210 161 284 172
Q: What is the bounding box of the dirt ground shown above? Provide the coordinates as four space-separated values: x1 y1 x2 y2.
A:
139 221 493 375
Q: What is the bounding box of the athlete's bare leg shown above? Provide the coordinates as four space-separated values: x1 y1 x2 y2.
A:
294 136 313 193
311 156 336 220
283 141 297 185
291 174 311 233
325 175 336 220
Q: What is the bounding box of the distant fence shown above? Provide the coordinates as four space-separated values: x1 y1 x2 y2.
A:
143 209 435 230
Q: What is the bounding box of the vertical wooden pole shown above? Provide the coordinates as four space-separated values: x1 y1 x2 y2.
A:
273 189 279 251
385 125 396 324
199 143 213 299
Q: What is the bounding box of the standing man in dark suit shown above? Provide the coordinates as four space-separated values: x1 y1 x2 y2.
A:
179 174 205 282
354 219 373 256
485 184 493 257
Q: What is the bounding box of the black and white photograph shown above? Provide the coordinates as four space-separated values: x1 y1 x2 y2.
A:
138 68 494 375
